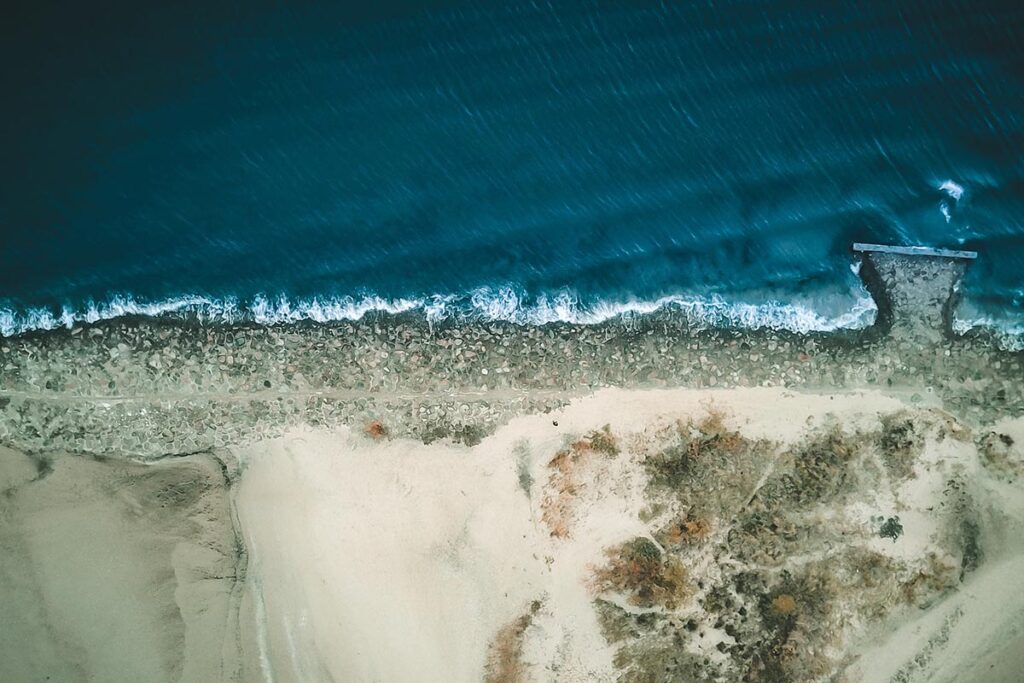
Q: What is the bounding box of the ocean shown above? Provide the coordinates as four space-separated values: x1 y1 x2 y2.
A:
1 0 1022 342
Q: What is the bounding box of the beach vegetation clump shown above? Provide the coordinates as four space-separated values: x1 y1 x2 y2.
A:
770 593 797 616
744 570 836 683
565 424 620 457
656 513 713 547
778 427 857 507
586 424 620 456
727 509 799 565
365 420 388 439
611 641 720 683
484 600 542 683
540 428 620 538
594 597 721 682
978 430 1020 479
592 537 691 610
899 552 956 607
878 412 923 480
645 409 749 489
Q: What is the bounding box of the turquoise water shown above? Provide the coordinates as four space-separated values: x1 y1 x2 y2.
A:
1 1 1022 339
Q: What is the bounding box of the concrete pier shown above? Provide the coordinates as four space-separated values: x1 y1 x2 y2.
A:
854 243 977 344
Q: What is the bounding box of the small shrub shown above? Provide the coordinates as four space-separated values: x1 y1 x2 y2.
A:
592 537 691 610
588 424 620 456
657 514 713 547
366 420 388 439
484 601 541 683
878 516 903 542
878 413 922 480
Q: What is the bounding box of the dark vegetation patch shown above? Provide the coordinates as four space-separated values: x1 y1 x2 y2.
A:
726 509 803 565
146 468 210 510
594 600 721 683
958 518 983 581
978 431 1020 479
879 516 904 542
613 641 722 683
591 537 691 610
644 410 756 490
749 573 833 682
25 452 53 481
773 427 857 507
513 440 533 496
585 424 620 456
878 413 923 480
593 598 660 644
418 421 489 446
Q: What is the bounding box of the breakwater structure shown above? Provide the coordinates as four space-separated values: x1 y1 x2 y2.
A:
0 244 1019 459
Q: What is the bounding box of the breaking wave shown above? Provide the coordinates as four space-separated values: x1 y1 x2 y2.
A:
5 288 1019 348
0 287 881 338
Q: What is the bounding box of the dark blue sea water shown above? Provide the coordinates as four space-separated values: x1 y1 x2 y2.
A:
1 1 1022 341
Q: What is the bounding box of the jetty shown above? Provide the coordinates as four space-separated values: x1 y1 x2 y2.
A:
853 242 977 343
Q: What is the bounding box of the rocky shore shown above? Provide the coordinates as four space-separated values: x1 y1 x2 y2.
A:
1 252 1020 459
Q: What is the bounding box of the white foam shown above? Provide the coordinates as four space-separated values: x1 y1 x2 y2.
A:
953 316 1024 351
939 179 965 201
0 286 886 339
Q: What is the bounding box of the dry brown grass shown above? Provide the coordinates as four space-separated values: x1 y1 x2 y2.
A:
540 447 578 538
591 537 691 610
484 601 541 683
365 420 388 439
771 593 797 615
540 427 619 538
656 514 713 547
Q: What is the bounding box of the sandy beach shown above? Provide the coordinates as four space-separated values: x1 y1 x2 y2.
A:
5 385 1020 681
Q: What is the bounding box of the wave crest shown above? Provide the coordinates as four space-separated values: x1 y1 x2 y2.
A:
0 287 884 337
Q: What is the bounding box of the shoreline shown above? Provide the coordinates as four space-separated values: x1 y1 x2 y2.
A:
0 303 1018 459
